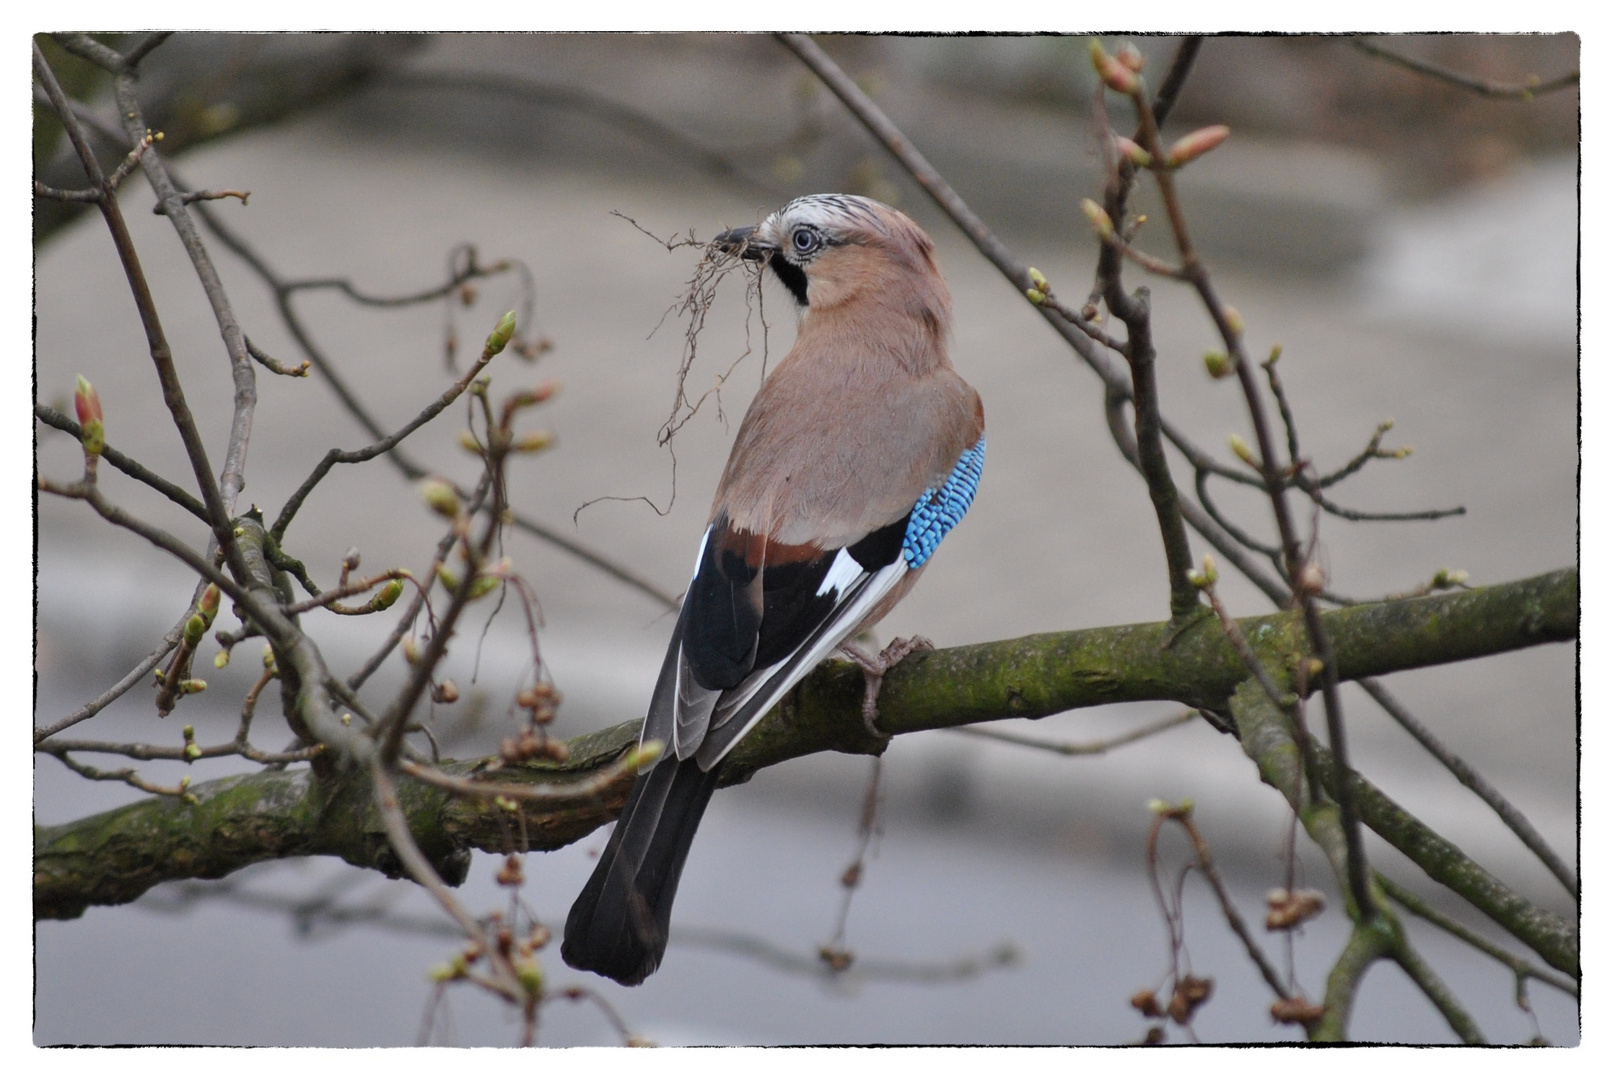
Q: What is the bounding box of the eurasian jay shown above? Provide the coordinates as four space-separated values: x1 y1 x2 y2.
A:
562 193 985 986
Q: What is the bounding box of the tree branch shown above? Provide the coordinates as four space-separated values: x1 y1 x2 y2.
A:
36 567 1575 919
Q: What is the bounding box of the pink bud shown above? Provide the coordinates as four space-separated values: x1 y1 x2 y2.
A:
1113 134 1151 168
1089 40 1140 95
73 375 102 426
1166 125 1231 167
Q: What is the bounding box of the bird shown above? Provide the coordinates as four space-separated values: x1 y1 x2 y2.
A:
561 193 985 986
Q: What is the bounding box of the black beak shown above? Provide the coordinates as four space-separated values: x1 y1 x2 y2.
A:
715 224 770 261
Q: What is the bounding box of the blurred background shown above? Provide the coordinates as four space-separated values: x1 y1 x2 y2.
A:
33 33 1578 1046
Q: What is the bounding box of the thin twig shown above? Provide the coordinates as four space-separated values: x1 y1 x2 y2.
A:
1123 63 1375 919
34 623 184 741
35 404 209 522
110 65 258 518
1377 874 1577 997
34 42 253 589
185 197 677 610
1390 931 1486 1044
395 752 643 805
1351 38 1578 99
948 709 1194 755
1360 678 1576 895
154 189 250 214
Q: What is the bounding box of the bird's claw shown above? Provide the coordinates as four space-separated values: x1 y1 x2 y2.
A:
839 635 936 739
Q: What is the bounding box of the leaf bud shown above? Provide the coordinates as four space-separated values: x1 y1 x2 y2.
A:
1116 43 1146 72
1080 198 1115 240
1221 304 1244 336
484 311 517 357
432 678 460 704
1228 433 1258 468
197 583 221 623
1089 39 1141 94
183 614 208 647
213 649 230 670
1430 568 1468 589
1027 267 1049 292
631 740 666 771
372 579 404 611
1025 288 1046 305
1203 351 1233 379
1165 125 1231 168
458 431 483 454
1113 134 1151 168
1186 553 1219 589
419 478 460 518
510 431 554 454
74 375 105 456
178 679 207 696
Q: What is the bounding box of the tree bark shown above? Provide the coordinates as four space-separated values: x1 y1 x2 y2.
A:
36 566 1576 920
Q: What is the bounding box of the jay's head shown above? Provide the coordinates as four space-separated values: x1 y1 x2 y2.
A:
716 194 951 335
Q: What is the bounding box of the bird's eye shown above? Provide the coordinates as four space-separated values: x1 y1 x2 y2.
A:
790 227 820 256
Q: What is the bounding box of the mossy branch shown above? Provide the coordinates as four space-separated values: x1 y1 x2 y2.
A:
36 568 1575 920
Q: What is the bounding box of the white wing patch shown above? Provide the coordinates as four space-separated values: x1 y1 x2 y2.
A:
694 559 909 771
816 548 864 598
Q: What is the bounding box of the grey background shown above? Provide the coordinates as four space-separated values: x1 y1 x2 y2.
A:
33 35 1577 1046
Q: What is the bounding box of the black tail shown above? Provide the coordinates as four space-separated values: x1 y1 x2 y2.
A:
561 752 720 985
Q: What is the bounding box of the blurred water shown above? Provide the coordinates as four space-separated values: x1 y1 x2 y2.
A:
32 50 1576 1047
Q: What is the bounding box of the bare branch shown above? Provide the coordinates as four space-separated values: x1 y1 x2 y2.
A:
1361 677 1576 895
1351 37 1578 99
34 622 183 741
109 70 258 518
948 709 1194 756
35 404 209 522
34 42 253 588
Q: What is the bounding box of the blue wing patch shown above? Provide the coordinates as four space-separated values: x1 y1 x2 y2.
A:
902 437 985 568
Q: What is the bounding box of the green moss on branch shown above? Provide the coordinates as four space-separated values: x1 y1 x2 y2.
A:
36 568 1575 920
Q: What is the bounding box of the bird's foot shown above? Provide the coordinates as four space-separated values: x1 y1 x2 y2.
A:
838 635 936 739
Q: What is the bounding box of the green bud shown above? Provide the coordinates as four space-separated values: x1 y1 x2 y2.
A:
183 614 207 647
1228 434 1258 468
372 579 404 611
631 739 666 771
1025 288 1046 306
183 742 202 761
197 583 221 622
178 679 207 696
484 311 517 357
1430 568 1468 589
516 961 544 997
1080 198 1115 240
510 431 554 454
437 566 461 591
1027 267 1049 292
1203 351 1233 379
419 479 460 518
213 649 230 669
467 575 501 600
